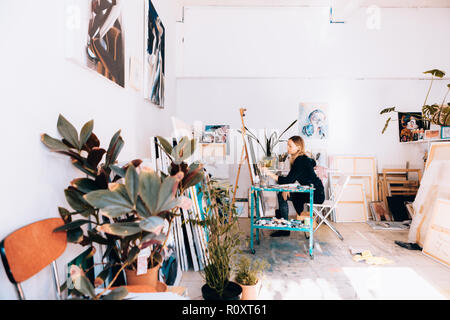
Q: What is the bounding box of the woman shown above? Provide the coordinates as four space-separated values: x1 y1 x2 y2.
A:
262 136 325 237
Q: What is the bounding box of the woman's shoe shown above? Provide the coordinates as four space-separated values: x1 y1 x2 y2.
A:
270 230 290 237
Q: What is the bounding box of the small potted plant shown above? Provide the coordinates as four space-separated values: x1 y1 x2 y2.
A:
234 255 268 300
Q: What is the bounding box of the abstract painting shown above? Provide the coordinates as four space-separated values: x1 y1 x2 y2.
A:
86 0 125 87
145 0 165 107
200 125 230 144
299 103 329 140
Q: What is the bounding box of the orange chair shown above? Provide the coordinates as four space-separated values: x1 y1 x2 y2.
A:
0 218 66 300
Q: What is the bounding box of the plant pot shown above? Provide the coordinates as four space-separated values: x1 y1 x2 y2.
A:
201 281 242 300
239 280 261 300
125 265 166 292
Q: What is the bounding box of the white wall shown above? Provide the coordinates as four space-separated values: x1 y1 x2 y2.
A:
175 6 450 197
0 0 177 299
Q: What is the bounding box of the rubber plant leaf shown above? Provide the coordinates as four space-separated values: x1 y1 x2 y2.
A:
126 246 141 264
41 134 71 151
64 188 93 212
71 178 101 194
79 120 94 149
139 169 161 215
139 216 165 233
72 160 97 178
54 219 91 232
70 265 95 298
125 164 139 203
84 189 134 219
157 136 173 155
57 114 81 150
135 195 151 218
156 176 179 213
102 287 128 300
96 222 141 237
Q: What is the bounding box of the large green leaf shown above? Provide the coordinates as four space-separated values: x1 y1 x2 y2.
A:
139 170 161 215
183 170 205 190
172 136 192 162
96 222 141 237
157 136 173 155
57 114 80 150
65 188 93 212
156 176 178 213
135 195 151 218
41 134 71 151
54 219 91 232
105 130 123 166
84 189 133 219
125 165 139 203
139 216 165 233
111 165 126 178
79 120 94 148
71 269 96 298
102 287 128 300
71 178 101 194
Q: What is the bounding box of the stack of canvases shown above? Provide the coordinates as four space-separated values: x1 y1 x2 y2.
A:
328 155 378 222
172 184 209 272
408 142 450 267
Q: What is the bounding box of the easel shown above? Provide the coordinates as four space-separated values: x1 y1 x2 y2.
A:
231 108 254 206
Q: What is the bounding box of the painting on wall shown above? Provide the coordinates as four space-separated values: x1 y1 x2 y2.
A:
398 112 430 142
200 125 230 144
86 0 125 87
299 103 329 140
145 0 165 107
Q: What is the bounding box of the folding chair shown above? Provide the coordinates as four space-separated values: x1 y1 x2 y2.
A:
0 218 66 299
305 174 350 240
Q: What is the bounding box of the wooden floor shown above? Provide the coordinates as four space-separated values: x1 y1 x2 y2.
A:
179 217 450 300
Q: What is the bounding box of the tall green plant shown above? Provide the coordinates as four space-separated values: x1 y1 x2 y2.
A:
195 179 241 298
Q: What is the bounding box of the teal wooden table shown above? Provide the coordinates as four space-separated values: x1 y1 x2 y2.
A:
249 184 315 259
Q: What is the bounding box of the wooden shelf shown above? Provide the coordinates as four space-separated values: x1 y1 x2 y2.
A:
401 138 450 144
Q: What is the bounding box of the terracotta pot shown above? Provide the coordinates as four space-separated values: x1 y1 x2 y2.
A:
125 265 166 291
239 280 261 300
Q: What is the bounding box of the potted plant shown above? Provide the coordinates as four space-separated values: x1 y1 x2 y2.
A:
380 69 450 133
195 179 242 300
243 120 297 170
234 255 268 300
42 114 143 286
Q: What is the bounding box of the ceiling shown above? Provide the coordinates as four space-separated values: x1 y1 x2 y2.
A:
180 0 450 8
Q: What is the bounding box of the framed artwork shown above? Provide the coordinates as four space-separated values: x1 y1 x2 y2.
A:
299 103 329 140
200 125 230 144
145 0 165 107
424 129 440 140
441 126 450 139
398 112 429 142
86 0 125 87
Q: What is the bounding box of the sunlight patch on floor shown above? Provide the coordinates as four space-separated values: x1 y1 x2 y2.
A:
342 267 446 300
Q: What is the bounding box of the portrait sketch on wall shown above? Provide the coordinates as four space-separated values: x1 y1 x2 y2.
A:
86 0 125 87
145 0 165 107
299 103 329 140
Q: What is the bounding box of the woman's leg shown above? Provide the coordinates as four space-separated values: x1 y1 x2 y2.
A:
276 192 289 220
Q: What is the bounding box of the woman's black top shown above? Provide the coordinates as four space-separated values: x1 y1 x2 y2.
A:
277 155 325 205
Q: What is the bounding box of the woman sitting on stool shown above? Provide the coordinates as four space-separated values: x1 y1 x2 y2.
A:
262 136 325 237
